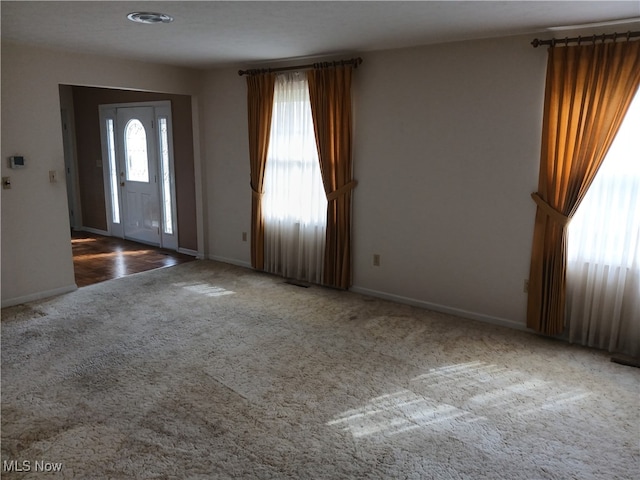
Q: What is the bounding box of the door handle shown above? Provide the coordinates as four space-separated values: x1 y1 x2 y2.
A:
120 182 125 187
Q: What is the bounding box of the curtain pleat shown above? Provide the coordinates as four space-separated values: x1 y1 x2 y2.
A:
246 73 276 270
307 65 356 289
527 40 640 335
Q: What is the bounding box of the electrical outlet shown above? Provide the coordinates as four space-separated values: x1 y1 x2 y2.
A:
373 254 381 267
523 279 529 293
242 232 247 242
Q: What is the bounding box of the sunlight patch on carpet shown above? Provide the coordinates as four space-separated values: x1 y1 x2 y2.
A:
172 282 235 297
328 361 591 440
327 390 476 438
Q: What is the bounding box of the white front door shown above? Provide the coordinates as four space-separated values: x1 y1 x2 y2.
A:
99 102 178 250
117 107 161 245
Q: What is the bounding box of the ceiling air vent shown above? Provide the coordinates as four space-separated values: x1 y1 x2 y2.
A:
127 12 174 24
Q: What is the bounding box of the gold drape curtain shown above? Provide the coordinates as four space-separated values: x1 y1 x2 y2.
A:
527 40 640 335
307 66 357 289
246 73 276 270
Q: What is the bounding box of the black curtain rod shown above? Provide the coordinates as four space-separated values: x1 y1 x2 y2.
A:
238 57 363 76
531 30 640 48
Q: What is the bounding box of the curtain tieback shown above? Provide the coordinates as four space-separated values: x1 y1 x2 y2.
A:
327 180 358 202
251 185 264 199
531 192 570 227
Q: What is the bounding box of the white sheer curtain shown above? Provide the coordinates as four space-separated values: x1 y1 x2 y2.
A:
263 73 327 283
567 87 640 357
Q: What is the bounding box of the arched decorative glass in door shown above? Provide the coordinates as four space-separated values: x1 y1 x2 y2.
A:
124 119 149 183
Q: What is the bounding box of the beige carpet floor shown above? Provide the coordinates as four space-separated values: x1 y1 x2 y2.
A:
1 260 638 479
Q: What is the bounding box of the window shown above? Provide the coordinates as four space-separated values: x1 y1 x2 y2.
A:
262 73 327 282
567 86 640 355
568 87 640 267
105 118 120 224
158 117 174 235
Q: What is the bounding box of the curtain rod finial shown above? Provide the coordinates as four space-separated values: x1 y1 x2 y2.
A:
531 38 541 48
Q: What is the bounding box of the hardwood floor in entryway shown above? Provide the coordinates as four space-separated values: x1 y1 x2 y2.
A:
72 231 196 287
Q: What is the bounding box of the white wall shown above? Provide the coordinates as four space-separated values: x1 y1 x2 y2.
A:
202 35 547 328
350 37 546 328
1 42 203 306
201 68 253 267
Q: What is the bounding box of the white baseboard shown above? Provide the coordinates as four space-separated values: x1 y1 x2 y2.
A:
78 226 110 236
2 284 78 308
208 255 252 269
350 285 527 332
177 247 201 258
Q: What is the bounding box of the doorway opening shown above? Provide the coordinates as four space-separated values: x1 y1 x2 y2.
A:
59 86 199 287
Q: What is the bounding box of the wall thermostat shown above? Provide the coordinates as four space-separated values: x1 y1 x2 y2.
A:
9 156 25 169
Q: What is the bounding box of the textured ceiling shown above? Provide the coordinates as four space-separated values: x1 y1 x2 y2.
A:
2 1 639 69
